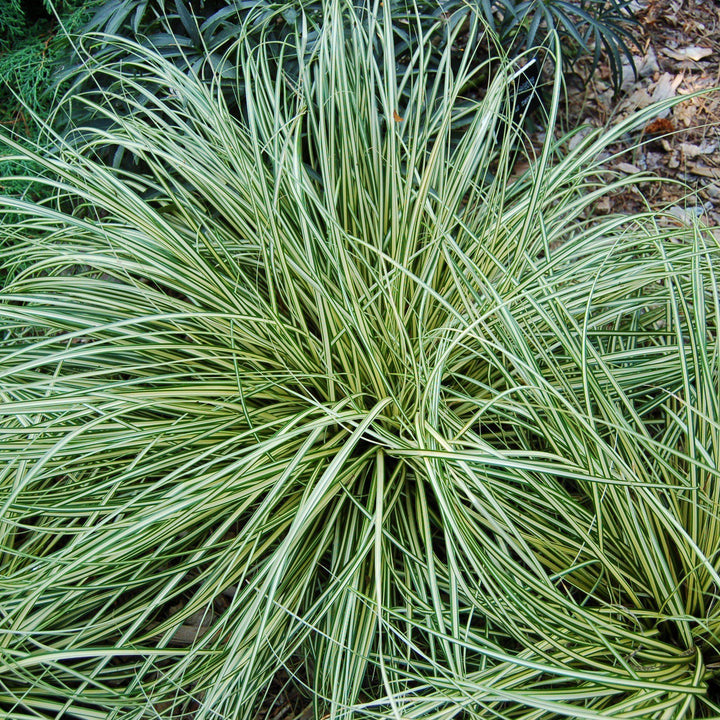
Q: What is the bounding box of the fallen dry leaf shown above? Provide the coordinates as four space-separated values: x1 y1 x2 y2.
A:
638 47 660 77
679 142 705 158
674 99 697 128
650 72 684 104
616 162 643 174
621 87 654 112
662 46 713 62
644 117 675 135
689 164 720 179
595 197 612 213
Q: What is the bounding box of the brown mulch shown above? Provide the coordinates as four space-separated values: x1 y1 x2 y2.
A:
563 0 720 226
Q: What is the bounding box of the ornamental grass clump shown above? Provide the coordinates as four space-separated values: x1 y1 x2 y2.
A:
1 2 719 718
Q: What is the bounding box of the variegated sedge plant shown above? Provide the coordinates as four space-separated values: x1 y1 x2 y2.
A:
0 1 718 718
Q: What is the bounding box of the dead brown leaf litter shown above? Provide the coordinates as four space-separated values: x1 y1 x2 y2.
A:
561 0 720 226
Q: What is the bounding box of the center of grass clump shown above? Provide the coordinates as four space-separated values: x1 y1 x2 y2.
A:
270 247 426 428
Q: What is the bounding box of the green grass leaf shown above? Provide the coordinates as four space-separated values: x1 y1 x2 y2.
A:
1 2 719 718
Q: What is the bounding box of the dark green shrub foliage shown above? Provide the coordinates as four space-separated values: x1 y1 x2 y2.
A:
0 0 102 174
468 0 637 86
0 0 27 47
69 0 636 112
0 0 84 121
